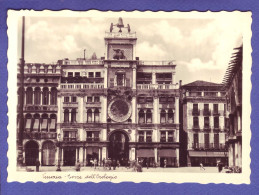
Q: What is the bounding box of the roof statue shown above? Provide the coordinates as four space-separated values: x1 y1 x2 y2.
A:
110 17 131 33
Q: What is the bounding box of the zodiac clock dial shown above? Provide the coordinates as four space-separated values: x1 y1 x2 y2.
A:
108 98 132 122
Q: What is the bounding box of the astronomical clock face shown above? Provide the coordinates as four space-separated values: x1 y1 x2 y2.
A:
108 98 132 122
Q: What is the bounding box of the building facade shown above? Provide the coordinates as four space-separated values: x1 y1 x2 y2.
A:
181 81 228 167
224 45 242 169
17 18 180 168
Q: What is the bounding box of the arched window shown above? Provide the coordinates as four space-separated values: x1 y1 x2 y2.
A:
64 109 69 123
42 87 49 105
50 88 57 105
139 109 145 124
26 87 33 104
50 114 57 132
25 114 32 132
33 114 40 131
94 109 100 123
160 109 166 124
34 87 41 105
146 109 152 123
168 109 174 123
71 109 77 123
41 114 48 132
87 109 92 123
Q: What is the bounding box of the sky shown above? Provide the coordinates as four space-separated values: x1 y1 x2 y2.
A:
17 15 244 85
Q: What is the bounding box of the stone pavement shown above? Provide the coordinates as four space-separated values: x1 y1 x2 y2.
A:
22 166 220 173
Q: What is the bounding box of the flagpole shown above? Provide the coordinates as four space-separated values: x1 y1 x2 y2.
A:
17 16 25 168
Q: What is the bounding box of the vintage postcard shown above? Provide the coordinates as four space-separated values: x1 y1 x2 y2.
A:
7 10 251 184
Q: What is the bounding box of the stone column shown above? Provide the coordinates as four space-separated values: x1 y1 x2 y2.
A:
75 148 78 163
79 96 84 123
131 97 136 123
48 87 51 105
154 148 158 163
98 148 101 166
103 128 107 141
39 148 42 165
172 72 176 84
152 72 156 85
55 147 59 165
176 148 179 167
102 147 107 160
175 97 179 124
166 131 168 142
101 96 107 123
131 148 136 160
79 147 83 164
132 67 136 89
40 87 43 105
104 66 108 88
32 87 35 105
61 148 64 166
57 96 61 123
153 97 158 124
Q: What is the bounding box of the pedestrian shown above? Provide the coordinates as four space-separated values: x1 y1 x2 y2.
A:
217 161 223 173
75 160 81 172
35 158 40 172
200 162 205 170
93 158 97 169
90 158 93 168
112 159 116 170
117 160 120 168
102 158 105 167
146 158 149 169
164 159 167 168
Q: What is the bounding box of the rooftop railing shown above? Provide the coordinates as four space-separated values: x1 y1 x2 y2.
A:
137 84 178 90
105 32 136 38
137 61 175 66
60 83 104 90
60 59 104 65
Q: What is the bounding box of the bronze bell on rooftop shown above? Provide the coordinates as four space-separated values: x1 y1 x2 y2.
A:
117 17 124 32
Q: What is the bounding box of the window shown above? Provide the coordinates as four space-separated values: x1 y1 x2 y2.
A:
71 109 77 123
33 87 41 105
50 88 57 105
94 109 100 123
87 109 92 123
25 114 32 131
64 131 77 141
116 73 124 86
146 97 153 103
193 133 199 149
64 96 69 103
160 131 166 142
204 117 210 128
68 72 73 77
64 109 69 123
159 97 167 103
168 97 175 103
87 132 92 141
49 114 56 132
204 134 210 149
146 131 152 142
72 96 77 103
75 72 80 77
139 131 144 142
42 88 49 105
193 104 198 112
95 72 101 78
94 96 100 102
26 87 33 104
87 96 92 103
33 114 40 131
168 109 174 123
193 117 199 128
168 131 174 142
88 72 94 78
138 109 145 123
160 109 166 123
41 115 48 132
214 117 219 128
146 109 152 123
138 97 145 104
214 134 219 149
213 104 218 114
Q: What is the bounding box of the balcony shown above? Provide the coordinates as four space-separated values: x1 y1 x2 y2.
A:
63 137 77 142
105 31 136 39
59 59 104 65
137 60 175 66
137 84 178 90
24 104 58 112
192 109 200 116
192 143 226 150
60 83 104 90
203 110 211 116
24 132 57 139
203 126 211 132
86 137 100 142
63 102 78 108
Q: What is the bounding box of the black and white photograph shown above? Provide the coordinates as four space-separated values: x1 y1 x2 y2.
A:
7 10 251 183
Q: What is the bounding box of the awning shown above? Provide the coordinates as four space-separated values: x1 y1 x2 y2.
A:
137 149 154 158
50 119 56 129
41 119 48 130
33 119 39 130
25 119 31 129
189 151 228 157
159 149 176 157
